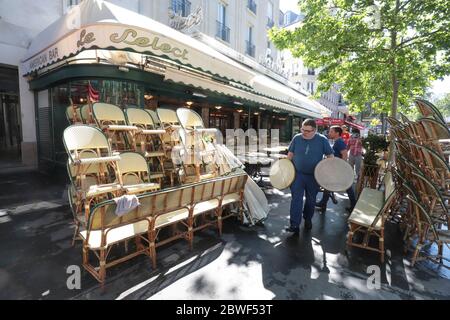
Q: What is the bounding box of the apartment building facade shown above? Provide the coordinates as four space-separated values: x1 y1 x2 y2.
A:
0 0 322 169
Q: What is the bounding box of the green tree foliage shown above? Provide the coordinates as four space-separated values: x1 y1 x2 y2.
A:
433 92 450 117
269 0 450 117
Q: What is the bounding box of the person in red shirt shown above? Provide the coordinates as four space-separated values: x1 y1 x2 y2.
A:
341 125 350 146
347 128 363 178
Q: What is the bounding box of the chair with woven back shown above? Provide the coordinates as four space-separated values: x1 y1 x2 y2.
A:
415 99 447 125
124 108 167 185
66 98 83 124
80 103 95 124
81 196 152 284
116 152 161 195
392 169 421 248
63 125 124 244
409 167 448 225
177 108 220 182
347 171 399 262
156 108 185 185
386 116 403 128
147 109 162 129
405 194 450 267
417 118 450 159
92 102 139 152
408 141 449 192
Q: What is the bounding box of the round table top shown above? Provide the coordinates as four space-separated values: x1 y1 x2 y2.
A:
314 157 354 192
269 158 295 190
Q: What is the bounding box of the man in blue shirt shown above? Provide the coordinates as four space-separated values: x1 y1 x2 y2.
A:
316 126 357 212
286 119 333 234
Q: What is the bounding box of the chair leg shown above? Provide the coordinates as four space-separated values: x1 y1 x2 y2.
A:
347 225 354 247
188 228 194 250
82 243 89 266
99 249 106 284
411 244 422 267
217 208 223 236
438 241 443 264
150 243 157 269
72 222 80 247
135 236 143 251
379 237 385 263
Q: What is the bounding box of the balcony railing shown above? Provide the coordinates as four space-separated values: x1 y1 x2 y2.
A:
246 40 255 57
267 18 274 28
172 0 191 17
216 21 230 42
247 0 257 14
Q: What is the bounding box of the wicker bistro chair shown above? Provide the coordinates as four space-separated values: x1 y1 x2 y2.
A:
190 172 248 240
156 108 185 185
410 168 449 225
92 103 139 152
67 152 124 245
415 99 447 125
392 170 421 243
116 152 161 194
79 169 248 284
147 170 247 270
405 194 450 267
66 99 83 124
157 108 216 185
417 118 450 159
147 109 162 129
347 172 398 263
80 104 95 124
124 108 167 185
398 112 411 126
386 116 404 128
63 125 124 243
80 198 152 284
408 141 450 191
177 108 220 175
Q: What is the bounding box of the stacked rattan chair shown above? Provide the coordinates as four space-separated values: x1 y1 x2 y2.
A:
124 108 167 185
63 125 124 245
62 101 250 284
176 108 222 183
92 102 139 152
387 99 449 267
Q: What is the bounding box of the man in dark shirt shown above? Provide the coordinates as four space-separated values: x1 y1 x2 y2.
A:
286 119 333 234
315 126 357 212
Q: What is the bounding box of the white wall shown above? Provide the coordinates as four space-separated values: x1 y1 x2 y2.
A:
0 0 63 167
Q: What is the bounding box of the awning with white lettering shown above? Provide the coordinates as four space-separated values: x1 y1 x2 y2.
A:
21 0 254 86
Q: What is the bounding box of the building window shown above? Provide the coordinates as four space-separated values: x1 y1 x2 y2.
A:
172 0 191 17
307 82 314 94
65 0 80 11
247 0 257 15
307 68 315 75
267 1 274 27
246 26 255 57
216 3 230 42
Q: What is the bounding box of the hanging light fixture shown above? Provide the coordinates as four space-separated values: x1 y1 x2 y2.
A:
215 106 222 110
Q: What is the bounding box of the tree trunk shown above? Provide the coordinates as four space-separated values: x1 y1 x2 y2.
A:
390 0 400 118
391 71 399 118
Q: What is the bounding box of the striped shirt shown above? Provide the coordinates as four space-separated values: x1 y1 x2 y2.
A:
347 136 363 156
